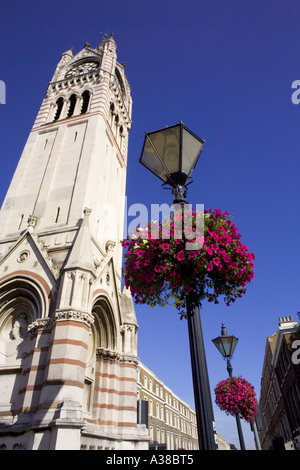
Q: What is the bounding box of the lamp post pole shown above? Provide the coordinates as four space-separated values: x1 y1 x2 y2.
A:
186 293 217 450
175 187 216 450
139 122 217 450
225 358 246 450
212 324 246 450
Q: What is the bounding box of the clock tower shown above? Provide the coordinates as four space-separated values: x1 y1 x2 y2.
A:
0 35 149 450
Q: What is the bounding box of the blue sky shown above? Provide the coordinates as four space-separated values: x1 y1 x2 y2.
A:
1 0 300 450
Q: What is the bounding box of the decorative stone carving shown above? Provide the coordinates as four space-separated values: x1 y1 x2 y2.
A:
27 215 39 232
96 346 139 365
105 240 115 252
17 250 30 263
10 313 29 341
28 317 53 334
120 324 137 334
0 312 30 359
83 207 92 217
54 309 94 327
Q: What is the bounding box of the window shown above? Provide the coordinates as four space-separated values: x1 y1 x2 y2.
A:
53 97 64 121
81 90 90 114
83 378 93 413
67 94 77 117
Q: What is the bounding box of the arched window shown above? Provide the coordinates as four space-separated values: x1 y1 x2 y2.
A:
82 297 117 415
114 114 119 139
0 277 47 413
53 97 64 121
67 94 77 118
115 68 126 99
110 102 115 127
92 298 116 350
81 90 90 114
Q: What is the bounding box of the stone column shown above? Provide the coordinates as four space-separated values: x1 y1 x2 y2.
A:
32 310 94 449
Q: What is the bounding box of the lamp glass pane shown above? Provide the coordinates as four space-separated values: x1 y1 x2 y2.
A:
140 126 182 183
139 134 168 182
150 125 181 175
212 335 238 358
181 127 205 176
221 337 234 357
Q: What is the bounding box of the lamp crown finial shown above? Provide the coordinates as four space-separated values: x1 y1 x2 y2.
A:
221 323 228 336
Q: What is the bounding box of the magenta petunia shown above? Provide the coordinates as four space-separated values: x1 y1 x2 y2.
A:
122 208 255 315
214 376 257 424
206 246 213 255
177 251 185 261
161 243 170 251
207 262 213 271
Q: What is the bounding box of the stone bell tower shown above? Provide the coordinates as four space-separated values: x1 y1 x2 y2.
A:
0 35 149 450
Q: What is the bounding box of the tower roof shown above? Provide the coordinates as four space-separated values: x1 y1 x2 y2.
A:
63 208 95 275
120 285 138 325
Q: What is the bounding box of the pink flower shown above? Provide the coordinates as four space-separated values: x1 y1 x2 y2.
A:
214 376 257 424
136 250 145 257
161 242 170 251
206 246 213 255
121 207 254 313
207 262 213 271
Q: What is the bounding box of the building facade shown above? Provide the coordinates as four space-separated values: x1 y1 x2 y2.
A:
258 316 300 450
0 36 149 450
137 363 230 450
137 363 199 450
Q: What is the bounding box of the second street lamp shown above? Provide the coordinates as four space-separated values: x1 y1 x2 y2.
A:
212 324 246 450
139 122 217 450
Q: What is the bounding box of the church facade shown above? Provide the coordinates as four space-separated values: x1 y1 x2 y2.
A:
0 35 149 450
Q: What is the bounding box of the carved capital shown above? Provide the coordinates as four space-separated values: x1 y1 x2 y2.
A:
96 347 139 366
28 317 54 335
27 215 39 232
120 324 137 334
83 207 92 217
105 240 116 252
54 309 94 327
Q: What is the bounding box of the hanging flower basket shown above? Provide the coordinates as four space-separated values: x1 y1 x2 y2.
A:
122 208 255 316
214 376 257 424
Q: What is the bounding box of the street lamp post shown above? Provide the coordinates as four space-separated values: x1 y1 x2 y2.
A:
212 324 246 450
139 122 217 450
